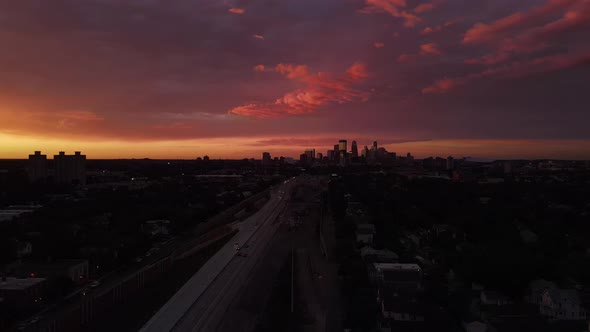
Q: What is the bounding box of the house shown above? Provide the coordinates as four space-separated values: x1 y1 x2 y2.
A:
360 246 399 263
369 263 422 291
528 279 588 321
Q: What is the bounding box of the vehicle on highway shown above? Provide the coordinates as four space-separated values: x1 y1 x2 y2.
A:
234 242 240 250
89 280 101 288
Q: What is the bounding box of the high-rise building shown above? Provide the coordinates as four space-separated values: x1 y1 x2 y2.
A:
339 140 347 153
317 153 323 160
362 146 369 158
27 151 47 182
54 151 86 185
304 149 316 161
262 152 271 166
372 141 378 151
446 156 455 170
327 150 335 160
351 141 358 158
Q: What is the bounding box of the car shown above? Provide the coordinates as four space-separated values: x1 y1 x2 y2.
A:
234 242 240 250
89 280 101 288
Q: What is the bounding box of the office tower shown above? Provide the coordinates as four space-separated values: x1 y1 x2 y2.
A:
339 151 346 167
305 149 315 160
446 156 455 170
262 152 271 166
339 140 347 153
351 141 358 158
362 146 369 158
372 141 378 151
317 153 323 160
299 153 308 163
327 150 335 160
54 151 86 185
27 151 47 182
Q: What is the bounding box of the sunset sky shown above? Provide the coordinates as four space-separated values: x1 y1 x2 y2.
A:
1 0 589 159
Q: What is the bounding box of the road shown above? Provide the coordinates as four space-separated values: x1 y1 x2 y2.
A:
140 178 295 332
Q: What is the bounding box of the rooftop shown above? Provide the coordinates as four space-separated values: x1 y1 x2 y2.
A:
0 277 46 291
374 263 421 271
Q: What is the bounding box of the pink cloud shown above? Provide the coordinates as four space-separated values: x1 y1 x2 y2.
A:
463 0 580 45
253 34 265 40
228 8 245 14
466 2 590 65
374 42 385 48
253 64 265 72
414 2 436 14
424 51 590 94
229 63 370 118
421 20 458 35
420 43 442 56
397 54 414 63
360 0 423 27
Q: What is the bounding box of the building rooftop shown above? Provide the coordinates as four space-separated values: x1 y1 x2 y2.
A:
0 277 46 291
374 263 421 271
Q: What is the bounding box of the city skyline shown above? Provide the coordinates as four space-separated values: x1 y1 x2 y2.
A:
1 0 590 159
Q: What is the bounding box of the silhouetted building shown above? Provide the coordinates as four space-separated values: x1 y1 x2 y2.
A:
316 153 323 160
373 140 378 150
446 156 455 170
362 146 369 158
262 152 271 166
27 151 47 182
0 277 47 312
304 149 315 161
54 151 86 185
299 153 308 164
339 140 347 154
327 150 335 160
351 141 359 158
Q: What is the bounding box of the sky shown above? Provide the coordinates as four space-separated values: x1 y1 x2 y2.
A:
1 0 589 159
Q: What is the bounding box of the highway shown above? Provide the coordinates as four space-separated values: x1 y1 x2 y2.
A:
140 178 294 332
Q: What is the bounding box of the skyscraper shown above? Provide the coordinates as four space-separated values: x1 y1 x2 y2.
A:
27 151 47 182
54 151 86 185
351 141 358 158
304 149 315 160
362 146 369 158
372 141 378 151
262 152 271 166
339 140 347 153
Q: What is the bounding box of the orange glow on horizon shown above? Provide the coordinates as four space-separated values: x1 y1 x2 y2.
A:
1 132 589 160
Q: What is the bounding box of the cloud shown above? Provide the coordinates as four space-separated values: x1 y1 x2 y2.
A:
359 0 423 27
463 0 580 45
397 54 414 63
465 1 590 65
421 20 458 35
253 34 265 40
253 64 266 72
228 8 245 14
423 51 590 94
229 63 370 118
413 2 437 14
374 42 385 48
419 43 442 56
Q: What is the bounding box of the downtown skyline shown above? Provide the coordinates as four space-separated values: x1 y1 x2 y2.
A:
1 0 590 160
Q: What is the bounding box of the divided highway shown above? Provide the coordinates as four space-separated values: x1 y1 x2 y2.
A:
140 178 295 332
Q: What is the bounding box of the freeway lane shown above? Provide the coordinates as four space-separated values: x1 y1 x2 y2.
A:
140 179 294 332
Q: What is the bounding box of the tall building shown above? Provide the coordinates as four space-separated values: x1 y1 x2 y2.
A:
54 151 86 185
339 140 347 153
304 149 315 161
317 153 323 160
446 156 455 171
372 141 378 151
362 146 369 158
27 151 47 182
351 141 359 158
262 152 271 166
327 150 335 160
